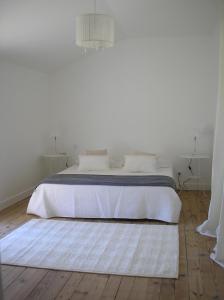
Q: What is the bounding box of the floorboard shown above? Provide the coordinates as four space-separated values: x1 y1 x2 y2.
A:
1 191 224 300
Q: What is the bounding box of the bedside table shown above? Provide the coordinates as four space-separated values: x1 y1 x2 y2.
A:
42 154 69 176
179 153 210 191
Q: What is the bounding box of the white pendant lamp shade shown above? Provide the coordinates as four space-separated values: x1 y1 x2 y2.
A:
76 14 114 49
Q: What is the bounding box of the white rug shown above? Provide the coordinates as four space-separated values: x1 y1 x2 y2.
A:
0 219 179 278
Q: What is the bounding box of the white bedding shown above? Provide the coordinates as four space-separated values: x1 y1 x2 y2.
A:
27 166 181 223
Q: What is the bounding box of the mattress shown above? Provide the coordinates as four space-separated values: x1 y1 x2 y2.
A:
27 166 181 223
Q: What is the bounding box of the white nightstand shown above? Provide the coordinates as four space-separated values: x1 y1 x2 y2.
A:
42 154 69 176
179 153 210 191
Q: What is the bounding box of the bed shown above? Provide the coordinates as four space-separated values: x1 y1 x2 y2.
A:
27 165 181 223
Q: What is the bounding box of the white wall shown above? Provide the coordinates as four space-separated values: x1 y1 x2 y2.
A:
0 61 50 209
50 36 219 188
0 34 219 206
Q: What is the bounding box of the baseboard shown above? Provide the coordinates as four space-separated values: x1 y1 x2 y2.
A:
0 187 35 211
177 182 211 191
179 184 211 191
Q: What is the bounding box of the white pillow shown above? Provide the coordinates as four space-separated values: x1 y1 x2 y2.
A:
123 154 157 173
78 154 109 171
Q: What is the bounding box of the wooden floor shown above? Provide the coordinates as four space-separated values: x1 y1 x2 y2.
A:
0 191 224 300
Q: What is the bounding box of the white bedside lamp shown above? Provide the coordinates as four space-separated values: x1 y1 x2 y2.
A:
50 134 59 154
193 124 214 154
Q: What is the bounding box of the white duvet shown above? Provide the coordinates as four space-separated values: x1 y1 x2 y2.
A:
27 166 181 223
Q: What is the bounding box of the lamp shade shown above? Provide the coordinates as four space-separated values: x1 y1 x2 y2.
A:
76 13 114 49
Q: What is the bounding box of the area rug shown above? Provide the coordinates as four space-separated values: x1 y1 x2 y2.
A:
0 219 179 278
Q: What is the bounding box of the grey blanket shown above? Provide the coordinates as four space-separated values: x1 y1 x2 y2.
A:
41 174 176 190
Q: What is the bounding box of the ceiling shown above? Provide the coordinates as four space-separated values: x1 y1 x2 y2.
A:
0 0 219 73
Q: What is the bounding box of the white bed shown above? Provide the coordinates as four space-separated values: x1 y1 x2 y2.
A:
27 166 181 223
